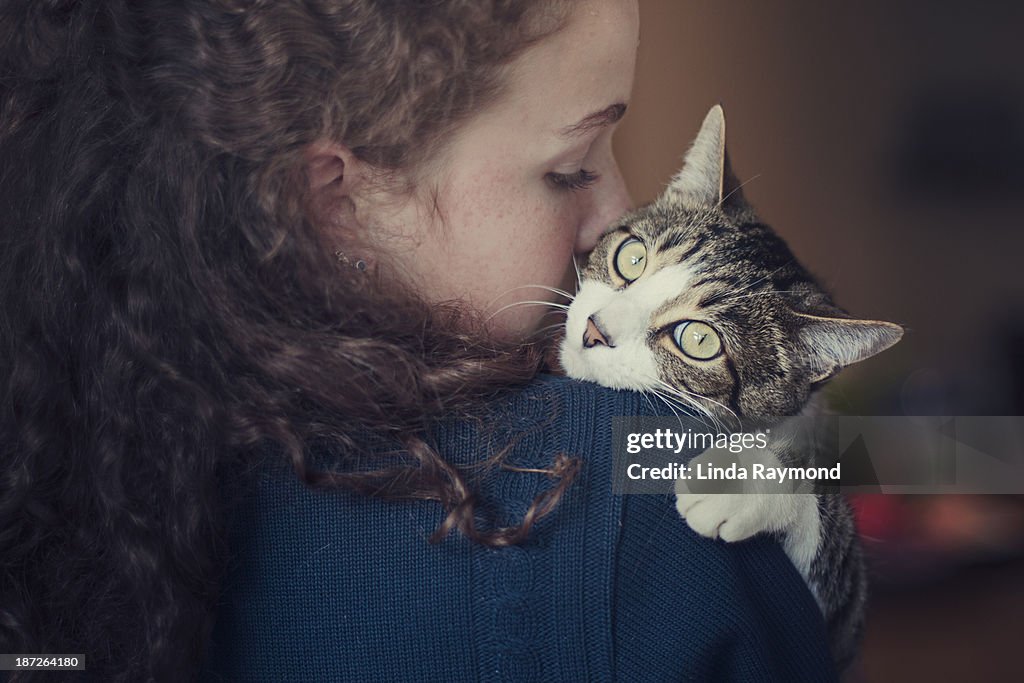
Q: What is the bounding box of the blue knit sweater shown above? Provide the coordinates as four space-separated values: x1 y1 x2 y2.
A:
202 376 837 682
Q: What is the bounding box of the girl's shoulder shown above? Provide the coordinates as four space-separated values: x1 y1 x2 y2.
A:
204 375 835 681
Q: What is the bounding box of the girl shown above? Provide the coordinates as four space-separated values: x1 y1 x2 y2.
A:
0 1 839 680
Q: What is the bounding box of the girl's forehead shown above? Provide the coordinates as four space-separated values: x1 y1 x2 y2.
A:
484 0 639 142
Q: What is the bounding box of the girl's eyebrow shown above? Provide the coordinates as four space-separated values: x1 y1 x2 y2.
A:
559 103 627 139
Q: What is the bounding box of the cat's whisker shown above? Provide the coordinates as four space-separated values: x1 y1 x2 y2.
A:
496 284 576 301
532 325 565 337
652 378 739 433
650 378 708 416
649 387 721 436
748 262 794 290
653 391 705 429
530 322 567 342
571 253 582 288
528 301 570 310
639 391 658 416
713 289 805 303
674 388 737 433
483 285 575 313
647 389 690 432
646 382 718 433
719 173 762 208
486 299 570 322
716 261 795 302
650 391 684 425
541 285 575 301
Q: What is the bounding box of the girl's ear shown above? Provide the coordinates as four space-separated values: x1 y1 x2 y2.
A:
303 141 364 230
304 141 358 196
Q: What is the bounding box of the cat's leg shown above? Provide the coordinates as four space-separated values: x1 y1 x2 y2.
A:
674 413 822 571
806 493 868 674
676 467 867 672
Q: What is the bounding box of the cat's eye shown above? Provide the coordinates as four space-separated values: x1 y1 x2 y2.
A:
673 321 722 360
613 237 647 282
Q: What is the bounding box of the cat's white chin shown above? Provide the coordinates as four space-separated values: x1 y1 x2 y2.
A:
560 342 657 391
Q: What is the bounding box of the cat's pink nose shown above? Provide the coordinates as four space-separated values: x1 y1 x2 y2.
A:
583 316 613 348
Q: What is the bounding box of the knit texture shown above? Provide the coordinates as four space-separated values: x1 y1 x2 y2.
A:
202 375 837 682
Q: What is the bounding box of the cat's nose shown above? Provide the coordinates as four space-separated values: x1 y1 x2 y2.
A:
583 316 614 348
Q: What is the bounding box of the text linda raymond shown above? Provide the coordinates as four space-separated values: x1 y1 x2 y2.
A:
625 461 843 482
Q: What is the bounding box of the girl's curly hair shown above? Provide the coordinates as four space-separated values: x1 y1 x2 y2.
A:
0 1 576 680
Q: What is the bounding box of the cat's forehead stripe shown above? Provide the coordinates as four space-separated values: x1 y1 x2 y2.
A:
649 277 736 330
674 234 711 263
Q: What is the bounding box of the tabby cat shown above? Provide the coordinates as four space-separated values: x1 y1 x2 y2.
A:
560 105 903 670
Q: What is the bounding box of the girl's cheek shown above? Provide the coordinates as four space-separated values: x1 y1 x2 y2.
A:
552 196 585 237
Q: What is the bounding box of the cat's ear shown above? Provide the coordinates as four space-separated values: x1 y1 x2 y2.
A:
794 312 904 383
666 105 745 208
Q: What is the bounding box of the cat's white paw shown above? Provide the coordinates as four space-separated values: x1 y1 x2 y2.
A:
673 444 783 541
675 491 780 542
672 436 820 565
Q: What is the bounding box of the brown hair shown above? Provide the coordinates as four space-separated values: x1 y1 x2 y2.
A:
0 0 576 679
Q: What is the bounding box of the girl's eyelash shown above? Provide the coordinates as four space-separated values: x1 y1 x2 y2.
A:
546 168 600 192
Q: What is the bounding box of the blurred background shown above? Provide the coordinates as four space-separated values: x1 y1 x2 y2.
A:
613 1 1024 680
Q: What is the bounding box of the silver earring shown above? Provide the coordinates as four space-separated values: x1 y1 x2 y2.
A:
334 249 367 271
